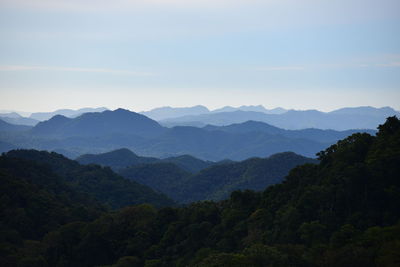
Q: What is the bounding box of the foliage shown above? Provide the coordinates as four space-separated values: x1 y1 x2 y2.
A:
1 116 399 266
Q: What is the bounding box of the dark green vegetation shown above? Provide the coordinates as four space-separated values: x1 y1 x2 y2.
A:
76 148 159 170
0 109 375 161
119 152 316 203
77 148 214 173
1 116 398 267
3 150 174 209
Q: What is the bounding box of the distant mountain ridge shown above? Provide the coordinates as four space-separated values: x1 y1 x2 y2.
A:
0 112 39 126
142 105 287 121
160 106 399 130
30 107 108 121
0 118 32 132
31 108 165 138
0 108 379 161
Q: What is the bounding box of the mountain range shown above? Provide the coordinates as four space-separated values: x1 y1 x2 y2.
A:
0 108 376 160
2 105 398 131
3 149 174 208
140 105 287 121
160 106 400 130
76 148 316 203
76 148 215 173
0 107 107 126
3 117 398 266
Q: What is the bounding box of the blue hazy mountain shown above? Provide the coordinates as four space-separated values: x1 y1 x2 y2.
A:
0 140 16 153
211 105 287 114
31 108 166 138
0 112 39 126
141 105 287 121
141 105 210 120
204 120 376 143
77 148 214 173
0 108 376 161
160 106 400 130
29 107 108 121
0 118 32 132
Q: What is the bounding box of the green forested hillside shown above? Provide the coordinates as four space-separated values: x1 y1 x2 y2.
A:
176 152 317 203
1 117 399 267
4 150 175 209
77 148 214 173
119 152 315 203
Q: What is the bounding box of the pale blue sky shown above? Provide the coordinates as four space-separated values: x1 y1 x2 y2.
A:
0 0 399 112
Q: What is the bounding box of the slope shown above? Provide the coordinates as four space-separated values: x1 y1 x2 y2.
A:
5 150 175 209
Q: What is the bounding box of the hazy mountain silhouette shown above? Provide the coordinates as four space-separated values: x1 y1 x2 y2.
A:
141 105 287 121
0 140 16 153
29 107 107 121
31 108 165 138
204 120 376 143
0 112 39 126
0 118 32 132
211 105 287 114
0 108 377 161
141 105 209 120
160 106 399 130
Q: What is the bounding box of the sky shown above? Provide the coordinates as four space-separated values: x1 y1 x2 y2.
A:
0 0 399 112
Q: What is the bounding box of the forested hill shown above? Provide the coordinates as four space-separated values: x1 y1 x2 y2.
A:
119 152 317 203
3 149 175 209
1 117 399 266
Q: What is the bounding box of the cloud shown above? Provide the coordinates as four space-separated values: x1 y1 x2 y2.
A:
0 0 262 11
0 65 153 76
255 66 305 71
376 62 400 67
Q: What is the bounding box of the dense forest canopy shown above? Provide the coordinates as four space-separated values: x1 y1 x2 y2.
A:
0 117 399 266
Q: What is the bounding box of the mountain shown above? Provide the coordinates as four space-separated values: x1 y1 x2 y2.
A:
0 118 32 132
175 152 317 203
211 105 287 114
119 162 191 199
142 125 347 160
119 151 316 203
0 140 16 153
31 108 165 138
0 109 377 161
77 148 214 173
2 117 399 267
0 112 39 126
140 105 288 121
204 120 376 143
0 156 104 241
160 106 400 130
162 154 214 173
29 107 108 121
141 105 210 120
4 149 175 209
76 148 159 170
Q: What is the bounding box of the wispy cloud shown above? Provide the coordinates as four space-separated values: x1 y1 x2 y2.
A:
255 66 305 71
376 62 400 67
0 65 154 76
